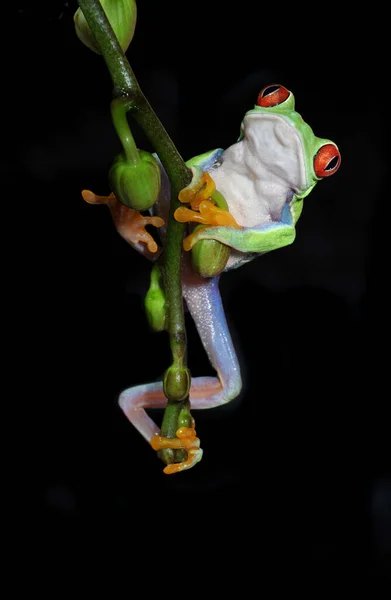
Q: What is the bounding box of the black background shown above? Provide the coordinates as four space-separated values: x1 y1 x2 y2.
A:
7 0 390 582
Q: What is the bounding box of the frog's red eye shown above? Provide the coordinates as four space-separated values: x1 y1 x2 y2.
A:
257 84 290 107
314 144 341 178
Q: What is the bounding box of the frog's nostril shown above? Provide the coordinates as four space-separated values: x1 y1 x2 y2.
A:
257 84 290 108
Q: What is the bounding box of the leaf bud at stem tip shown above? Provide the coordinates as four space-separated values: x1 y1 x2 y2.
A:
163 366 191 402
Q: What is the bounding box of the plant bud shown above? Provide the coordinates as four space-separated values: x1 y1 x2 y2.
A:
109 150 161 211
145 266 167 331
163 366 191 402
74 0 137 54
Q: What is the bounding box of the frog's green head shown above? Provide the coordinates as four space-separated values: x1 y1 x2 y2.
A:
239 84 341 200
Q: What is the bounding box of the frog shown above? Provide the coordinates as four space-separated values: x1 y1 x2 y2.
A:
83 84 341 474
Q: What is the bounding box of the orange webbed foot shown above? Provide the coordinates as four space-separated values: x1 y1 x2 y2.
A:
151 426 203 474
175 199 241 251
82 189 116 205
178 170 216 210
175 199 241 228
124 211 165 253
82 189 164 253
175 169 242 251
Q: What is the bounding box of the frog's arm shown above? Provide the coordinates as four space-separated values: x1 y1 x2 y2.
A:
183 202 300 254
186 148 224 171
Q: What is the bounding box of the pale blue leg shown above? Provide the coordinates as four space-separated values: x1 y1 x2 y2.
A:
119 266 242 442
182 268 242 409
119 382 166 442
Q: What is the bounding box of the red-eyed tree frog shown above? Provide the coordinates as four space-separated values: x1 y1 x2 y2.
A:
83 84 341 474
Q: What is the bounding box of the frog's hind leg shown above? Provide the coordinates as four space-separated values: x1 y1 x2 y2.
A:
119 271 241 438
118 268 241 473
182 270 242 409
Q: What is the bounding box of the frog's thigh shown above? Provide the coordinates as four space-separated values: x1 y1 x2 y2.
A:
183 274 242 406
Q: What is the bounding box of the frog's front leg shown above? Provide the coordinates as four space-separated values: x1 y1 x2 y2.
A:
174 168 242 250
174 170 296 254
181 201 297 254
82 190 164 258
119 266 242 473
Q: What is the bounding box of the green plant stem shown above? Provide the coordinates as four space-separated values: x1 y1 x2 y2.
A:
77 0 192 453
110 97 140 164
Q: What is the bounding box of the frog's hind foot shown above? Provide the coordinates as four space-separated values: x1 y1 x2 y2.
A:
150 426 203 474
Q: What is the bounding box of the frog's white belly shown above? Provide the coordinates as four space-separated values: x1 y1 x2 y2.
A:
210 163 287 228
210 113 307 229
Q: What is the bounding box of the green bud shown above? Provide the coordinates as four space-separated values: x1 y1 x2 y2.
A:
74 0 137 55
191 226 231 278
109 150 161 211
177 405 193 429
163 366 191 402
145 266 167 331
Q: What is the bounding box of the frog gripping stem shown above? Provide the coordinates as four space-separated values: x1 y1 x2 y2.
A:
151 427 203 475
76 1 342 476
174 168 241 276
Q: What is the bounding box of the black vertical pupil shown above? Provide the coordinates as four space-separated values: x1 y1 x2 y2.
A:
262 85 280 97
326 155 339 170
